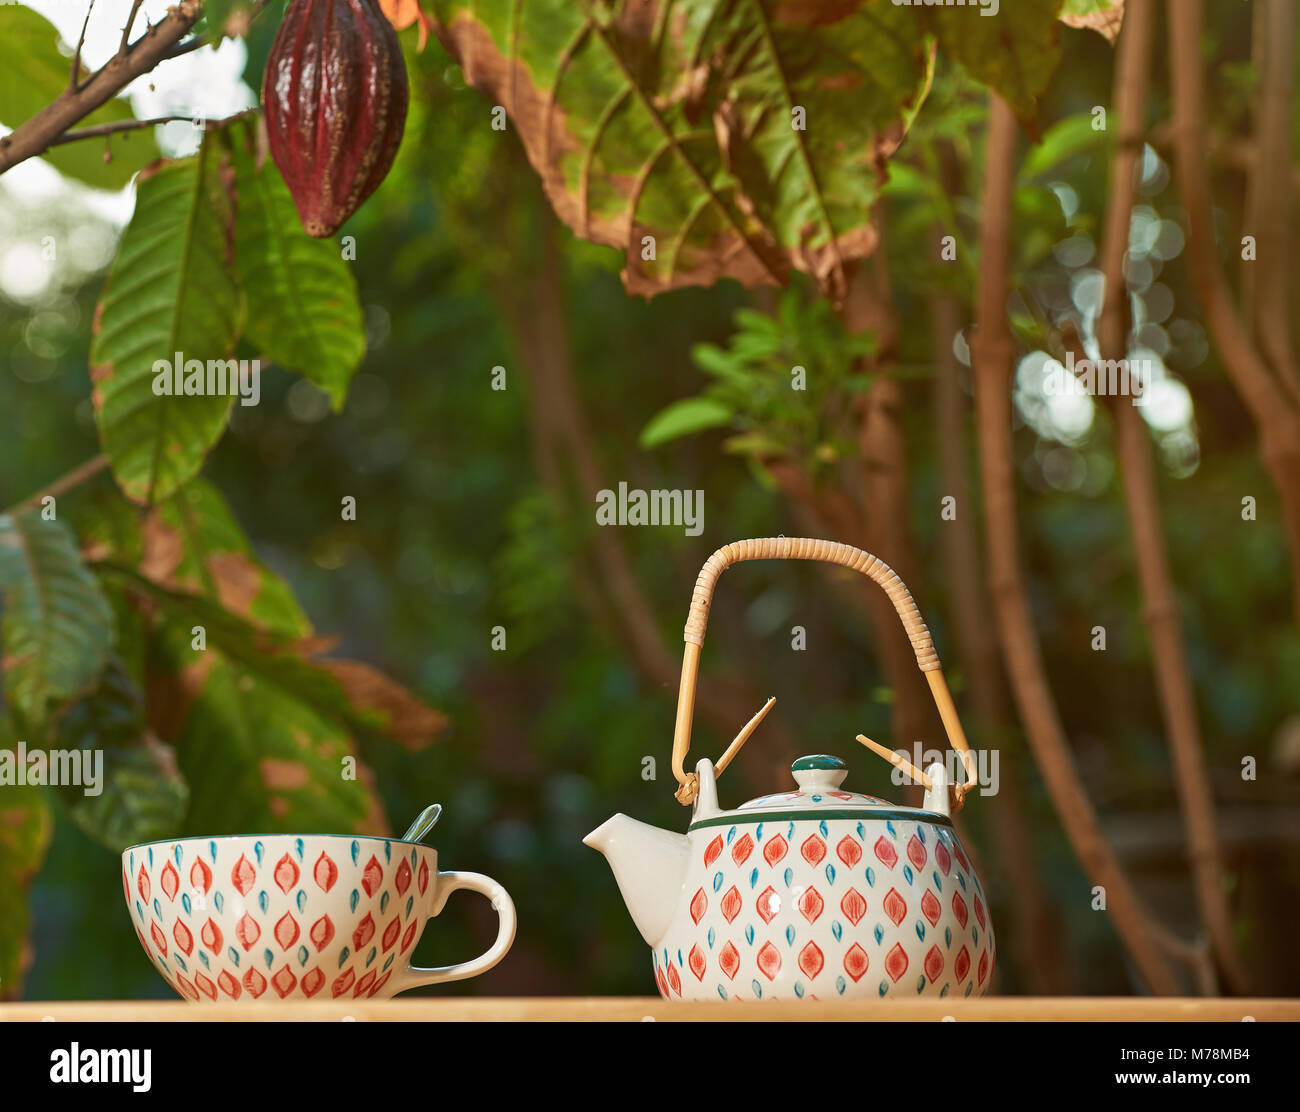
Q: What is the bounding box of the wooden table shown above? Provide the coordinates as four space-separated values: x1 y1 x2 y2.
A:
2 997 1297 1021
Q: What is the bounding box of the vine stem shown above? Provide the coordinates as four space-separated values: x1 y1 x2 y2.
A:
3 457 110 518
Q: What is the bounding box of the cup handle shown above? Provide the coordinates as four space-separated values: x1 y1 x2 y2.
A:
401 871 516 988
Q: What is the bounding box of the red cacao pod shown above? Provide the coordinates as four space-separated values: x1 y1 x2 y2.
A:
262 0 409 237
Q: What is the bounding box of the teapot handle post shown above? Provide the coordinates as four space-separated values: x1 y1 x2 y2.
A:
669 538 976 807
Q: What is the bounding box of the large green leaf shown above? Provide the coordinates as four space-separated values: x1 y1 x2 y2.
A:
97 566 444 749
0 6 158 190
428 0 935 300
98 566 403 833
0 778 52 1001
168 650 388 835
78 478 307 638
82 482 445 752
51 656 189 852
0 513 114 728
228 127 366 408
140 478 311 636
923 1 1064 124
83 477 447 751
90 143 242 504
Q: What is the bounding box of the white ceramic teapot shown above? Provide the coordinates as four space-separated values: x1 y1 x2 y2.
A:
585 538 993 1001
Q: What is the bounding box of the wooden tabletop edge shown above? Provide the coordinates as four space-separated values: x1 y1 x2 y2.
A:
2 997 1298 1022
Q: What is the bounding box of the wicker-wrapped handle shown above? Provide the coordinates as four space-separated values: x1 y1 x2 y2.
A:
670 537 976 806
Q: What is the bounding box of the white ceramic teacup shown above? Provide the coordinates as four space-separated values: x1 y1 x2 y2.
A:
122 833 516 1001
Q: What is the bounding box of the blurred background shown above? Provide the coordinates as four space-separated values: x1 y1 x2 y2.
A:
1 0 1298 1000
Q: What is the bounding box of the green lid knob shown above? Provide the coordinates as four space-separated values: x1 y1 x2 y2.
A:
792 754 846 773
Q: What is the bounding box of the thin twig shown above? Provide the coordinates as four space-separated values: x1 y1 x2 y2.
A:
48 108 257 149
70 1 96 93
2 457 110 519
161 36 213 62
120 0 146 56
0 0 203 178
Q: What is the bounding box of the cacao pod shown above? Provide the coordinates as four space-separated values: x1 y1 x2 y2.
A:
262 0 409 237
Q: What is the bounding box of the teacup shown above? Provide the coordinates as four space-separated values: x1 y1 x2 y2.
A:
122 834 516 1001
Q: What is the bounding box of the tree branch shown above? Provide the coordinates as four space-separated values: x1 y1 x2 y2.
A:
2 456 109 518
1096 0 1249 995
971 92 1182 994
505 212 804 792
1249 0 1298 390
0 0 203 179
839 245 944 758
1167 0 1297 418
931 289 1070 995
1168 0 1300 626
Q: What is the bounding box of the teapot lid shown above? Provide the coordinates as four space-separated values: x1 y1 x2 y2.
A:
687 753 954 830
681 754 956 832
733 754 891 813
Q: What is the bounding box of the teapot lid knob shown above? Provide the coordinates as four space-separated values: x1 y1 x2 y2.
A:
791 754 849 791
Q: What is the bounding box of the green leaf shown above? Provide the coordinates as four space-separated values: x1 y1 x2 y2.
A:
925 0 1063 123
51 657 189 852
78 478 309 638
1020 112 1108 181
82 480 445 753
96 564 443 751
203 0 258 44
173 658 385 834
228 127 366 409
145 478 311 636
722 430 785 458
428 0 935 299
880 161 934 199
0 514 114 728
689 343 750 388
0 7 158 189
0 778 52 1000
93 567 426 833
90 143 241 504
640 396 734 449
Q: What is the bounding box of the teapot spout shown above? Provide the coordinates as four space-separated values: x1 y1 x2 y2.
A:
584 815 690 948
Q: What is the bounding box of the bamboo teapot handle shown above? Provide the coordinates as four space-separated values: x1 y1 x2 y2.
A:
670 538 976 807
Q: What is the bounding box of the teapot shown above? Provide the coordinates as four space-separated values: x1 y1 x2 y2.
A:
585 538 993 1000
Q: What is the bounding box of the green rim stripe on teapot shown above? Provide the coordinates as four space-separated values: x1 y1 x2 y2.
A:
687 807 954 832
